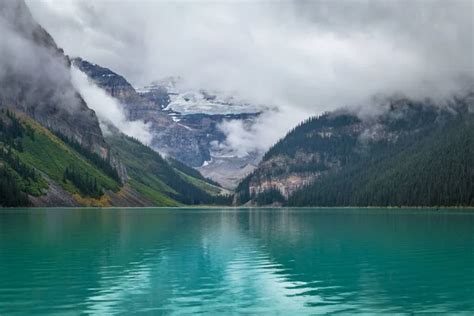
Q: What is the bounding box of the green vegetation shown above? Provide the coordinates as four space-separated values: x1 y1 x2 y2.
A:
167 157 221 187
0 110 47 206
237 100 474 207
106 133 232 206
0 109 231 207
0 147 46 196
254 188 286 206
0 167 30 207
264 113 360 162
167 158 227 196
18 121 120 194
55 131 120 182
288 115 474 207
63 166 102 198
174 169 222 196
0 110 122 206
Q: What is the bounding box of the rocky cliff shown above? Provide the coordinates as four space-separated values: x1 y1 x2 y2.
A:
0 0 228 207
73 60 265 188
0 0 108 155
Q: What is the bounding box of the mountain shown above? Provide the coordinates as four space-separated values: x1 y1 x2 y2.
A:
0 0 228 207
104 125 231 206
139 78 265 115
0 0 107 155
73 59 267 188
236 95 474 206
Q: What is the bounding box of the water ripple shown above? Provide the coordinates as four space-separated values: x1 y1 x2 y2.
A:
0 208 473 314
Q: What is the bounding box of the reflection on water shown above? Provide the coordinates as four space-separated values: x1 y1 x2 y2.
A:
0 208 473 314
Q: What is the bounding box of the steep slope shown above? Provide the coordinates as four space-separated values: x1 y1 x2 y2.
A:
288 114 473 206
0 0 107 154
104 127 231 206
0 110 122 206
0 109 229 207
0 0 230 207
72 58 211 166
73 60 265 188
236 95 474 206
0 0 128 206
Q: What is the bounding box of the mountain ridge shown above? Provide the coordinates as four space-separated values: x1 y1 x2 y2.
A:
73 57 265 188
0 0 229 207
235 94 474 206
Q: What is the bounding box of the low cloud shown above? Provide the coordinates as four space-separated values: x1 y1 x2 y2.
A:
27 0 474 154
0 1 82 113
217 107 309 157
71 66 152 145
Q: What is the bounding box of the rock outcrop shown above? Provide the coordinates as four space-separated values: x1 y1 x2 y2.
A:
73 60 266 188
236 95 474 204
0 0 108 155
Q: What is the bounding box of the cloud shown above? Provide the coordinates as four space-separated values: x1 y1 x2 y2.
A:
0 0 83 113
71 66 152 145
217 107 309 157
26 0 474 154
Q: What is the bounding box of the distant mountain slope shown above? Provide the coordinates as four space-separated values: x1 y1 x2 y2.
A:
73 59 265 188
0 0 229 207
0 109 229 207
104 128 231 206
140 78 266 115
72 58 222 166
236 95 474 206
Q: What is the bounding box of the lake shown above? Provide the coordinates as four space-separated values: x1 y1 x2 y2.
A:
0 208 473 314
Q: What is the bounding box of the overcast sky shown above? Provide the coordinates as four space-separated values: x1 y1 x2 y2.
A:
25 0 474 153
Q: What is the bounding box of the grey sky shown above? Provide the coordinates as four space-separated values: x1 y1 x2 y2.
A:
24 0 474 152
26 0 473 105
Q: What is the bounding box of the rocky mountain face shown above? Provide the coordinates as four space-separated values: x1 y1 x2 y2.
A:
73 60 266 188
0 0 228 207
0 0 108 155
139 79 266 188
236 94 474 206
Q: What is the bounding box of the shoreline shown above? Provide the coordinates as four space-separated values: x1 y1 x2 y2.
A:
1 206 474 211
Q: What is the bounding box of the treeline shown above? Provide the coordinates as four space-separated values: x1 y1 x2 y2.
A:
235 113 362 204
0 110 41 206
108 133 232 206
253 188 286 206
0 109 28 151
0 147 39 184
236 102 473 207
63 166 102 198
54 131 121 183
263 113 360 161
0 168 30 206
132 139 228 205
288 115 474 207
167 157 221 187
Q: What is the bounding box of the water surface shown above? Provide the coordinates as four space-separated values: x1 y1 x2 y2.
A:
0 208 473 314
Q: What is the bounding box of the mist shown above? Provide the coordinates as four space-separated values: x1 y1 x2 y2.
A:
0 0 82 113
26 0 474 154
71 66 152 145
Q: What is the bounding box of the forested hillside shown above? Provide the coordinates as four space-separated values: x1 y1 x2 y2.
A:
0 0 230 207
105 130 231 206
0 110 119 206
236 96 474 207
288 113 473 206
0 110 230 207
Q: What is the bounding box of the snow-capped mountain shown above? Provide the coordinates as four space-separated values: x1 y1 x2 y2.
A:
138 77 268 115
73 62 269 188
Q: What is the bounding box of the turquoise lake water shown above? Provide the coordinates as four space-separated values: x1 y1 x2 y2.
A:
0 208 473 314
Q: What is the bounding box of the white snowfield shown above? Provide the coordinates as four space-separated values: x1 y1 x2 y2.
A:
138 77 267 115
